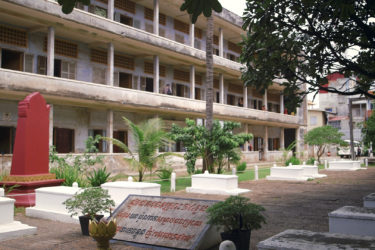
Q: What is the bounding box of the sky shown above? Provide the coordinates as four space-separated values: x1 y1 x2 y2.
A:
219 0 247 16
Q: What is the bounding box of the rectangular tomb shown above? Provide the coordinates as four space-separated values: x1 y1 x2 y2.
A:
364 193 375 208
101 181 161 208
26 186 81 224
266 166 310 181
257 229 375 250
329 206 375 237
328 160 361 171
186 173 250 195
0 197 37 241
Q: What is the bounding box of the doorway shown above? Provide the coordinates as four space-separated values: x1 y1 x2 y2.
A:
1 49 23 71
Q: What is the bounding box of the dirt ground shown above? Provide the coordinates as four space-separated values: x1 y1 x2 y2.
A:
1 167 375 250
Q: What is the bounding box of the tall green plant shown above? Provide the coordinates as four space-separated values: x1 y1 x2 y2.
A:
103 117 174 182
170 119 252 174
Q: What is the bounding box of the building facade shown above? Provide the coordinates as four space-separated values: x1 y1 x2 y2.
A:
319 73 371 142
0 0 306 168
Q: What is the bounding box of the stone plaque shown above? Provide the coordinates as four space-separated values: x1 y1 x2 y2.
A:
110 195 217 249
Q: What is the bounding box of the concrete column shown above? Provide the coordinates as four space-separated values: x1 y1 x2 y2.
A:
106 43 114 86
243 87 248 108
219 28 224 57
107 0 114 20
137 74 141 90
47 26 55 76
153 0 159 35
280 127 285 149
263 89 268 110
106 110 113 153
244 124 249 151
190 65 195 99
219 73 224 104
189 22 195 47
280 93 284 114
153 55 159 93
264 126 268 159
49 104 53 147
295 127 300 154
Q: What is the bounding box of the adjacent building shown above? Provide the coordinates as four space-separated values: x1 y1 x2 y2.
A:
0 0 307 168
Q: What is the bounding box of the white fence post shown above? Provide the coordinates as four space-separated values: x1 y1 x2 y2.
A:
232 167 236 175
170 172 176 192
365 158 368 168
324 160 328 169
255 165 259 180
128 176 133 182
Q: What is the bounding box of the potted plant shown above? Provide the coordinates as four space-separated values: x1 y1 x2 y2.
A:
206 196 266 250
63 187 115 236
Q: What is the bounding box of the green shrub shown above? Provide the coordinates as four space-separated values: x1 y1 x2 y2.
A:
206 196 266 231
156 166 173 181
87 167 110 187
194 169 203 174
306 157 315 165
50 165 87 187
236 162 247 172
285 156 300 166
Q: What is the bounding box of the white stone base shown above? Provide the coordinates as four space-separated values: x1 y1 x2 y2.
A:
25 186 81 223
302 166 327 178
0 197 36 241
0 188 4 197
364 193 375 208
101 181 161 207
186 187 250 195
0 221 37 241
328 160 361 171
266 166 310 181
26 207 79 224
329 206 375 237
257 229 375 250
185 173 250 195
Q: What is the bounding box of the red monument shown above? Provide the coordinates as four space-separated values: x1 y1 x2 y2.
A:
0 92 64 206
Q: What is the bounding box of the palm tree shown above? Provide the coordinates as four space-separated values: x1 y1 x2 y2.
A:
180 0 223 171
104 117 173 182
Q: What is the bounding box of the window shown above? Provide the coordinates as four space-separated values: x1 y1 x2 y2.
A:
54 59 76 79
145 77 153 92
115 0 136 14
329 120 341 129
113 130 128 153
24 54 33 73
92 67 106 84
0 126 15 154
174 19 189 34
53 127 75 153
227 94 235 105
88 129 105 152
0 25 27 47
89 5 107 17
1 49 23 71
310 116 317 125
174 33 185 44
195 87 201 100
119 72 132 88
120 14 133 26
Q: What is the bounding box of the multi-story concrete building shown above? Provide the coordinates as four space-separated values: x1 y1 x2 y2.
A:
0 0 306 169
319 73 371 142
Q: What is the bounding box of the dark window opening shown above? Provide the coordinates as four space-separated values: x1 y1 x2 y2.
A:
120 15 133 26
176 84 184 97
195 88 201 100
0 126 15 154
54 59 61 77
113 130 128 153
146 77 153 92
227 94 235 105
119 72 132 88
53 127 75 153
216 92 220 103
1 49 23 71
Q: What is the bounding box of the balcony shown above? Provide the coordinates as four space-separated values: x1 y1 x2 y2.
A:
0 69 300 127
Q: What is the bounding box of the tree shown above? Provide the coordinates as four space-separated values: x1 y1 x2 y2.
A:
104 117 172 182
362 110 375 151
57 0 90 14
304 125 345 163
170 119 252 174
240 0 375 108
180 0 223 171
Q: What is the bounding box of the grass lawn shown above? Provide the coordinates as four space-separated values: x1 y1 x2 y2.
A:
150 167 271 194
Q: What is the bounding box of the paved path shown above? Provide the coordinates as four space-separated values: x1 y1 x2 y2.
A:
1 167 374 249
